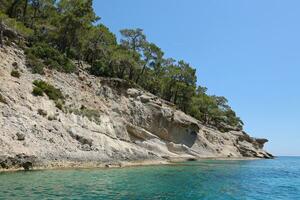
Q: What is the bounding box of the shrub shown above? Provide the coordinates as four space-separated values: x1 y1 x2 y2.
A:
25 53 45 75
26 43 76 73
12 62 18 68
0 12 33 38
37 109 47 117
32 87 44 96
32 80 65 110
0 93 7 104
11 70 20 78
89 60 110 77
55 100 63 110
69 107 100 123
80 108 100 121
33 80 64 101
47 115 57 121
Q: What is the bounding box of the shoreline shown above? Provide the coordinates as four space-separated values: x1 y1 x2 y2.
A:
0 157 267 173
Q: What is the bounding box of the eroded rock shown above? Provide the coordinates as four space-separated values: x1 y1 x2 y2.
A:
0 45 273 170
0 154 37 170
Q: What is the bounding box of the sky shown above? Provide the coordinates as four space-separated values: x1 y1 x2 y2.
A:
93 0 300 156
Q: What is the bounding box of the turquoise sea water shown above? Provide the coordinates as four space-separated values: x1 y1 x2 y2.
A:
0 157 299 200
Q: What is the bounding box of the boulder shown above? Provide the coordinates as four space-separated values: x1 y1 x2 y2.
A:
127 88 141 98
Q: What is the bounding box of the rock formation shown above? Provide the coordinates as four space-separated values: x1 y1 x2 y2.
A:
0 45 273 171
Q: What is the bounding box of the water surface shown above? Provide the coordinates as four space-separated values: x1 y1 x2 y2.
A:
0 157 299 199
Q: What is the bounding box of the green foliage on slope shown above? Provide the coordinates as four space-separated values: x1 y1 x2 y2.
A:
25 42 75 73
32 80 64 110
33 80 64 101
0 93 7 104
10 69 20 78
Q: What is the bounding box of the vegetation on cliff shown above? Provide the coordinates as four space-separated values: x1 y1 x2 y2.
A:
0 0 243 131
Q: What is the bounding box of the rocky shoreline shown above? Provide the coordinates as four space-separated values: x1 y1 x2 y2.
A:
0 156 270 173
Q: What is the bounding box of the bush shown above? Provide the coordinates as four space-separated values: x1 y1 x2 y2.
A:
32 87 44 96
33 80 64 101
0 12 33 38
26 53 45 75
32 80 65 110
11 70 20 78
47 115 57 121
69 107 100 123
37 109 47 117
89 60 110 77
0 93 7 104
55 100 63 110
26 43 76 73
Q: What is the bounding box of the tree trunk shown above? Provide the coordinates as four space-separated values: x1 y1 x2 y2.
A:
109 60 115 77
23 0 28 22
0 24 3 48
30 6 38 28
135 63 146 84
173 86 178 105
128 66 134 80
118 62 126 79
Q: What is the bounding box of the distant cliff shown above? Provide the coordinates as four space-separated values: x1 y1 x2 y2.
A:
0 45 273 171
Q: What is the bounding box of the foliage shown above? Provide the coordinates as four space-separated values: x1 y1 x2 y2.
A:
25 53 45 74
10 69 20 78
55 100 63 110
54 0 99 58
33 80 64 101
120 28 146 52
0 93 7 104
32 86 44 96
188 88 243 130
25 42 75 73
37 108 47 117
68 106 101 123
0 11 33 37
83 24 117 66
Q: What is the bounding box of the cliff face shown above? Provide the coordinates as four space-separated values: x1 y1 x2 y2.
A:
0 46 273 170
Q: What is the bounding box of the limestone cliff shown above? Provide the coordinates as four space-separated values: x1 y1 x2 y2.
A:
0 45 273 170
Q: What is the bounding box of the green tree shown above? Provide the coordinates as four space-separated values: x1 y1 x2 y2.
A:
135 42 164 85
161 60 196 111
55 0 99 59
120 28 146 53
7 0 22 18
108 47 139 80
83 24 117 66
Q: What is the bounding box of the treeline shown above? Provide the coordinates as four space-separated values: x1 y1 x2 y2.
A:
0 0 243 131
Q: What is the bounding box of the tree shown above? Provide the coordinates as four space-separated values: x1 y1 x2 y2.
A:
7 0 22 18
0 19 3 48
28 0 57 28
120 28 146 53
135 42 164 84
22 0 28 21
95 46 139 80
83 24 117 66
55 0 99 59
160 60 196 111
0 0 10 12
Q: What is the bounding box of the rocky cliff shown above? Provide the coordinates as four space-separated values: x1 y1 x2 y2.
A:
0 45 273 171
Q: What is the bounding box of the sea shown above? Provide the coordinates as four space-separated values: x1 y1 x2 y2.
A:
0 157 299 200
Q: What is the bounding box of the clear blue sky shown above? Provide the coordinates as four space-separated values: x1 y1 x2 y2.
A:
93 0 300 156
